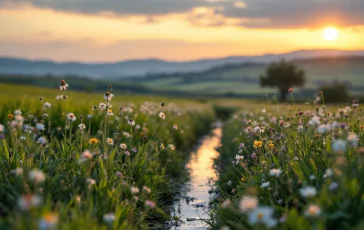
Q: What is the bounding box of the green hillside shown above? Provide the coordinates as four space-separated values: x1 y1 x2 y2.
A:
124 57 364 97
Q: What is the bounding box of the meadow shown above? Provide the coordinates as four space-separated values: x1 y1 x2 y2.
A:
0 82 215 229
1 81 364 230
208 93 364 230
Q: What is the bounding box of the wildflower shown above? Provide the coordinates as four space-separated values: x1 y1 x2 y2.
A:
309 175 316 181
79 150 93 163
124 151 130 156
329 182 339 191
261 181 270 188
131 186 140 194
253 140 263 148
269 169 282 177
44 102 51 108
324 168 333 177
168 144 175 150
288 88 293 93
29 169 46 183
318 124 331 134
308 116 321 126
18 194 42 210
248 206 277 228
37 136 48 145
173 124 178 129
103 213 116 225
254 125 265 133
103 91 114 101
145 200 156 208
239 196 258 213
36 123 45 131
67 113 76 122
120 143 127 149
86 178 96 185
88 114 92 119
304 204 321 217
283 122 290 128
88 138 99 144
59 80 69 91
0 124 4 132
115 171 123 178
219 199 231 209
267 143 274 149
235 154 244 165
132 147 137 153
332 139 347 153
128 118 135 126
159 112 166 119
8 114 14 119
297 125 304 132
39 212 59 230
347 132 359 147
11 168 23 176
142 186 151 194
78 123 86 130
14 109 21 115
99 103 107 110
107 109 114 116
106 138 114 145
160 143 165 150
299 186 317 197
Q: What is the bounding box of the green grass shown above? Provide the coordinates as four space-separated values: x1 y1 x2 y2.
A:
0 83 216 229
207 98 364 230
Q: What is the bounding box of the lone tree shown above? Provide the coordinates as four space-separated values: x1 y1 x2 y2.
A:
260 60 305 101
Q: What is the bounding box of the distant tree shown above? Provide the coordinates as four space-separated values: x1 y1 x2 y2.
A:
319 82 351 103
260 60 305 101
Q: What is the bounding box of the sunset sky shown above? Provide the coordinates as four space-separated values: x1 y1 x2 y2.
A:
1 0 364 62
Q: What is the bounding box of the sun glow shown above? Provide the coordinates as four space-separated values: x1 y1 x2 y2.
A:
323 27 339 41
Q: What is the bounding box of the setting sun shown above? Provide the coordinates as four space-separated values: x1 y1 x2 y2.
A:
323 27 339 41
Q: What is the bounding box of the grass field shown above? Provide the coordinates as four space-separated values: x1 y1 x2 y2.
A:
0 82 216 229
1 82 364 229
208 97 364 230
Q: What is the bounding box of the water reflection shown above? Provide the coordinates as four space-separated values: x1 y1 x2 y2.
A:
169 123 222 230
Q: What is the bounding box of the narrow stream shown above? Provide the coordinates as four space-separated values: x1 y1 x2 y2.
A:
168 123 222 229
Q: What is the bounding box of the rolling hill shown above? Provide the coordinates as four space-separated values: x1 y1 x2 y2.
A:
1 49 364 78
123 56 364 97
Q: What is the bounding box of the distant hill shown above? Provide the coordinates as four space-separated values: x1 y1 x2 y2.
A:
1 49 364 78
122 56 364 97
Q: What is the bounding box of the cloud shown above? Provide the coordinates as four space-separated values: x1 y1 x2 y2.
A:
220 0 364 28
1 0 364 28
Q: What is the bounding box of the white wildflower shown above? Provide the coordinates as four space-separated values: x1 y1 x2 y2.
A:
299 186 317 197
239 196 258 213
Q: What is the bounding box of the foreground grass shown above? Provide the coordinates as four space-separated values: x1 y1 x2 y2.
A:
0 82 215 229
209 96 364 230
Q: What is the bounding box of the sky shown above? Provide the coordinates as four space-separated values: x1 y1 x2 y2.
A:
1 0 364 62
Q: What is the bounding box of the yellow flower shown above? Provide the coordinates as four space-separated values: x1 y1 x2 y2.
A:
253 140 263 148
160 143 165 150
241 177 245 181
8 114 14 119
88 138 99 144
268 143 274 149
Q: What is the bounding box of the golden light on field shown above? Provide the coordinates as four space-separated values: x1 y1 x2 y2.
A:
323 27 339 41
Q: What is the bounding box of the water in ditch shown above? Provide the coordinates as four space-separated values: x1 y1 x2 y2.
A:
166 122 222 229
